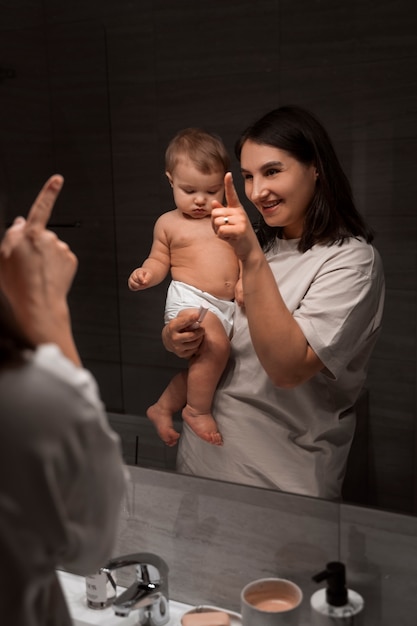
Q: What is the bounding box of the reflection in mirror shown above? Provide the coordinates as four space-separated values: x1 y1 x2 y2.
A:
1 1 415 516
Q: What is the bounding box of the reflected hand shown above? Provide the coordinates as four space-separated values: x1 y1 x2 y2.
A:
211 172 259 261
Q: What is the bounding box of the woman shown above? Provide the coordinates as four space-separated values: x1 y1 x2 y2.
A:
163 105 385 500
0 175 126 626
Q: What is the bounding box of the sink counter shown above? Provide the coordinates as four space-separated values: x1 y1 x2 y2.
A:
58 570 193 626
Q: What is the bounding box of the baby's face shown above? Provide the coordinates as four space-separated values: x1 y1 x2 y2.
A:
167 158 225 219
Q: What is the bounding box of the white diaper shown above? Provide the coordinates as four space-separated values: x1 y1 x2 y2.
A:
164 280 235 337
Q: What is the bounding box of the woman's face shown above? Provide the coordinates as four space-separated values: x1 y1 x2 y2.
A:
240 140 318 239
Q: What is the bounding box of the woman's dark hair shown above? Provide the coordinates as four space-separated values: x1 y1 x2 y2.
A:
0 292 34 369
235 105 374 253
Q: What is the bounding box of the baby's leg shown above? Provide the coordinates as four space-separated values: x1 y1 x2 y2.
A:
147 370 187 446
183 311 230 446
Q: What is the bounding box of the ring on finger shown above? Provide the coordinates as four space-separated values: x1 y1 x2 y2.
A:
223 216 229 224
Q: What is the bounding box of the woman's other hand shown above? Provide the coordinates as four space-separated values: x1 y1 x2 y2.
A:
162 310 205 359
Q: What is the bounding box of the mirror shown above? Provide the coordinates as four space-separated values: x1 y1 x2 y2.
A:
1 1 415 516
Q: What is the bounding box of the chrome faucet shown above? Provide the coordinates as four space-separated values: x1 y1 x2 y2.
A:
102 552 170 626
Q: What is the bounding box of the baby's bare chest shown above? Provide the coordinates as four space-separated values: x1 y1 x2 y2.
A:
170 221 223 252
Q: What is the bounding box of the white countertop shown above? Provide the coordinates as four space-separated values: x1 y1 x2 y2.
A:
57 570 194 626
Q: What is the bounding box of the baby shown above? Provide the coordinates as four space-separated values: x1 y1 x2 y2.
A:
128 128 240 446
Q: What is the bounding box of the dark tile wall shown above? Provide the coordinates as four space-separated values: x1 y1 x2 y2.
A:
1 0 416 513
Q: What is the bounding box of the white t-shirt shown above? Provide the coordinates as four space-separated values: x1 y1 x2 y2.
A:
0 344 126 626
177 237 385 499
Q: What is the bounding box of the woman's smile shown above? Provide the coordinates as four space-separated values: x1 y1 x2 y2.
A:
260 198 283 216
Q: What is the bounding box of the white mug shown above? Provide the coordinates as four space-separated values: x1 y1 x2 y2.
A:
241 578 303 625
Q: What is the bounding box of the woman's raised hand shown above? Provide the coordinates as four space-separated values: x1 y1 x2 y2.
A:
211 172 259 261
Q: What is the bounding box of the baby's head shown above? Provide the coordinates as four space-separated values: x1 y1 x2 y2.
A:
165 128 230 177
165 129 230 218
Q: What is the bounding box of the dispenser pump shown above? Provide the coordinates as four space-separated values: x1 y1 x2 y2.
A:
312 562 348 607
310 561 364 625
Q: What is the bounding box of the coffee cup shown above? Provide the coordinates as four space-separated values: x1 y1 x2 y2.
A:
241 577 303 625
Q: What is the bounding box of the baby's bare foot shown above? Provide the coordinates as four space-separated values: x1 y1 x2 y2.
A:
182 404 223 446
147 403 180 447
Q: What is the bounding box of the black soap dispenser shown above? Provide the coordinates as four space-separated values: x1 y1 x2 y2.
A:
310 561 364 625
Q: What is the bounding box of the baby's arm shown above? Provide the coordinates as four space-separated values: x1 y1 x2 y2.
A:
128 216 171 291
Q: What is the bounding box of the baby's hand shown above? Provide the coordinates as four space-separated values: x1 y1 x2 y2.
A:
128 268 152 290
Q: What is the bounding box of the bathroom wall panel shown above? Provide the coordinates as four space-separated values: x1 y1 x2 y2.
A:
45 0 150 26
370 335 415 424
152 0 280 81
0 26 54 219
111 154 163 368
120 284 172 365
0 11 124 411
374 289 416 361
350 138 416 221
367 353 415 423
370 417 414 513
352 58 417 141
82 360 123 413
107 411 178 468
44 20 123 414
279 63 356 142
44 0 105 23
153 71 281 147
122 361 184 418
373 217 417 292
369 193 416 509
279 0 356 70
150 2 281 151
366 354 415 512
103 9 167 378
115 179 167 369
0 0 43 30
354 0 417 63
279 0 357 146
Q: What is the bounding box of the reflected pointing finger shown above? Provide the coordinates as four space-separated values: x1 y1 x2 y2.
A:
26 174 64 230
224 171 241 208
